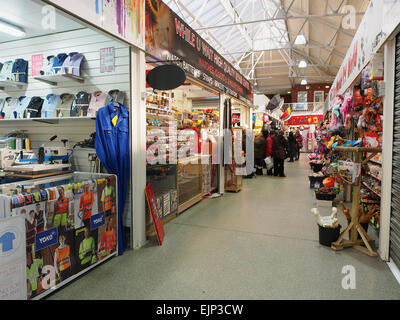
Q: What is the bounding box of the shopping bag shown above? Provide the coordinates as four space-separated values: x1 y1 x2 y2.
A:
264 156 273 170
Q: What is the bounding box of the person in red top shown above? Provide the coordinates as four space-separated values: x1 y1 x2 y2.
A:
265 130 275 176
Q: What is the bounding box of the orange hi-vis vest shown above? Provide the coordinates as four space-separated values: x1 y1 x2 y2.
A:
101 230 116 252
56 246 71 271
81 192 94 220
56 197 69 214
104 195 113 211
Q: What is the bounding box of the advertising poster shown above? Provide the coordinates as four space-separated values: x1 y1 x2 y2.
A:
31 54 43 77
145 183 165 245
100 47 115 73
284 114 323 126
73 180 99 230
0 215 26 300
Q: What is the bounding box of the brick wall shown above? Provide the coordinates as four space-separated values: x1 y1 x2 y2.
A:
291 83 331 103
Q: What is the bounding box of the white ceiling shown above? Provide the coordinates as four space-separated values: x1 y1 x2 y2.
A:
0 0 84 43
167 0 370 95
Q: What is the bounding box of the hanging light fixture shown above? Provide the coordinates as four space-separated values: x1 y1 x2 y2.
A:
298 60 307 68
294 34 307 45
301 79 307 85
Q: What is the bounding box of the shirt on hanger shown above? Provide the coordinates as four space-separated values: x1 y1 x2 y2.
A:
15 96 31 119
52 53 68 74
88 91 107 117
55 93 74 117
41 94 61 118
104 90 125 106
12 59 28 83
24 97 44 118
62 52 84 76
1 97 18 119
71 91 90 116
40 55 55 75
0 98 4 119
0 61 14 81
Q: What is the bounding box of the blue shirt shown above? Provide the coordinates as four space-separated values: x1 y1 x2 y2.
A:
41 94 61 118
0 61 14 81
62 52 84 76
52 53 68 74
15 96 31 119
0 232 16 252
12 59 28 82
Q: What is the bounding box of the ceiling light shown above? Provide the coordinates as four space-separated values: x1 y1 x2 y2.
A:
301 79 307 85
287 91 291 94
0 20 25 37
298 60 307 68
325 85 330 88
294 34 307 45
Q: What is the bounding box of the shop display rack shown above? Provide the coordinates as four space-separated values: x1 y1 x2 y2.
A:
33 73 84 86
0 79 27 90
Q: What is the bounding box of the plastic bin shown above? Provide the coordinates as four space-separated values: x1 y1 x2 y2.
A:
309 176 325 189
318 224 341 246
315 191 336 201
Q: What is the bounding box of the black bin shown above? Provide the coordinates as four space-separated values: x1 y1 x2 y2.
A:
318 224 341 246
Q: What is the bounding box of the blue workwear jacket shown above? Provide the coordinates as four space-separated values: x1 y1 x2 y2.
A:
95 103 130 254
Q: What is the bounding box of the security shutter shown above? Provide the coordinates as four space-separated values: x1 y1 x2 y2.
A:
390 32 400 267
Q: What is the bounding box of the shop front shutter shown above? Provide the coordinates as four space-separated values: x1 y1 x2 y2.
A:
390 32 400 267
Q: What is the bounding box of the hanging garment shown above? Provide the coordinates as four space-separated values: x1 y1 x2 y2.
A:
55 93 74 117
104 90 125 106
15 96 31 119
88 91 107 117
41 94 61 118
95 103 130 255
70 91 90 116
12 59 28 82
24 97 44 118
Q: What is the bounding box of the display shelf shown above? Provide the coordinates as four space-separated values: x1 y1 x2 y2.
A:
34 73 84 86
367 173 382 182
0 79 27 90
369 159 382 165
0 116 95 124
146 105 174 113
362 182 382 198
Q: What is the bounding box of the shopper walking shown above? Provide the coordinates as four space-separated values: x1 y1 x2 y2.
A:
273 130 288 177
254 131 266 176
288 132 297 162
295 130 303 160
265 130 275 176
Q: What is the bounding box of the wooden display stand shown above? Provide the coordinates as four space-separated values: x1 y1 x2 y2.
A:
331 146 382 256
224 164 243 192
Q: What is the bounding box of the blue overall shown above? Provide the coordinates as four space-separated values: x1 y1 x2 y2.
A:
95 104 130 255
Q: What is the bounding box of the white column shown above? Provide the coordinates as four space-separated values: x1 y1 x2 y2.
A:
379 38 396 261
130 47 147 249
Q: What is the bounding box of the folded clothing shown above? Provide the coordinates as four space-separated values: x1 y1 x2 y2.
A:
24 97 44 118
40 55 55 75
0 61 14 81
53 53 68 74
62 52 84 76
55 93 75 117
15 96 31 119
71 91 90 116
41 94 61 118
88 91 107 117
12 59 28 82
1 97 18 119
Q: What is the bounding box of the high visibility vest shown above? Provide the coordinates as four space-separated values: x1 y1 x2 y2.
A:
102 187 114 211
79 237 95 265
100 230 116 252
26 258 43 291
25 219 36 245
81 192 94 220
54 197 68 227
56 246 71 271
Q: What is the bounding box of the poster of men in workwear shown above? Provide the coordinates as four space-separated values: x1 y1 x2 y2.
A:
96 176 117 219
46 185 75 231
73 180 98 230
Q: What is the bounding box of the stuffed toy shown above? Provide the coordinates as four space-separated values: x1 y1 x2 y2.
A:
311 207 339 228
330 94 344 129
357 107 369 130
340 96 354 129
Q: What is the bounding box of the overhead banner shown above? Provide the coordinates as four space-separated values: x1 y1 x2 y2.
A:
328 0 400 108
284 114 323 126
44 0 145 50
145 0 253 105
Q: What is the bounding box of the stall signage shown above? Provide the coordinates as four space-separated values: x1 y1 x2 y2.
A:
284 114 323 126
145 0 253 104
35 227 58 251
31 54 43 77
90 212 105 230
100 47 115 73
0 216 26 300
328 0 400 108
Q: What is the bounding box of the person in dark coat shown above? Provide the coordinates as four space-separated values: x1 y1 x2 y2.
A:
254 131 266 176
273 130 288 177
288 131 297 162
